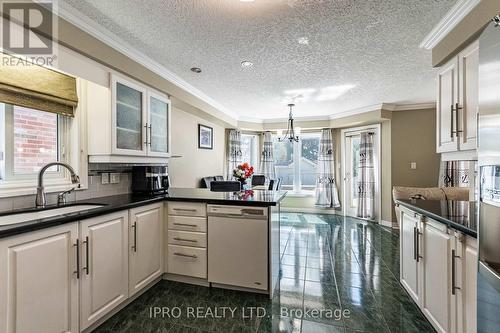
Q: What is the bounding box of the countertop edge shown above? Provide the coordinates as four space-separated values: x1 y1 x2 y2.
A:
0 192 287 239
396 199 477 238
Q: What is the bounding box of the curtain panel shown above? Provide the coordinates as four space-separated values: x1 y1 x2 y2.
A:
315 129 340 208
226 130 242 180
356 132 375 219
259 131 276 183
438 160 471 187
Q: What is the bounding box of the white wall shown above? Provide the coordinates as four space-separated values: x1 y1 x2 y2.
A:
168 107 225 188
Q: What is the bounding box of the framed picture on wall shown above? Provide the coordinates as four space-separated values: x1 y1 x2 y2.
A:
198 124 213 149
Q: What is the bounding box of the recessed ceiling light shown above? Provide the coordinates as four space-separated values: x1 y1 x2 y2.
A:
298 37 309 45
241 61 253 68
190 67 202 73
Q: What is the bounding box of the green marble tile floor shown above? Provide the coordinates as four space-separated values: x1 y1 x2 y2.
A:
93 213 435 333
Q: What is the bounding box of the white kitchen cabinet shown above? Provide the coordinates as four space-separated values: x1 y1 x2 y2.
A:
129 203 164 296
87 74 171 163
436 58 459 153
166 202 208 279
400 207 423 305
462 236 477 333
436 40 479 154
421 219 457 333
79 211 129 330
458 41 479 151
0 223 79 333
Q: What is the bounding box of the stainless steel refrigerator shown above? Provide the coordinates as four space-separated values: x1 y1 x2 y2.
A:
478 14 500 333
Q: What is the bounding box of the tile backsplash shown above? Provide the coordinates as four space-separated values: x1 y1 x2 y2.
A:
0 173 132 213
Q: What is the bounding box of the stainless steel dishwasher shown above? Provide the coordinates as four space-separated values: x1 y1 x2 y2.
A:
207 205 268 291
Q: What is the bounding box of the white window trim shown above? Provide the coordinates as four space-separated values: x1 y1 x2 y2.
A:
0 79 88 198
274 132 320 195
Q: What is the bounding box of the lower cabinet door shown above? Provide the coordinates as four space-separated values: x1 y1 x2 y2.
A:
0 223 79 333
400 209 421 304
79 211 129 330
129 203 164 296
422 220 456 333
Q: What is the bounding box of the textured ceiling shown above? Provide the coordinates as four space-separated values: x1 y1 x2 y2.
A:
61 0 457 120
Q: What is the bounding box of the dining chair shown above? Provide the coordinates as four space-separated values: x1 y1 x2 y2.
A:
210 181 241 192
252 175 266 186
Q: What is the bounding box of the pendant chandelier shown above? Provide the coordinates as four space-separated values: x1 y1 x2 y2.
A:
278 103 300 142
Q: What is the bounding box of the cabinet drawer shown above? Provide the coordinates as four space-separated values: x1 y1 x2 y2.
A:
168 202 206 217
168 230 206 248
167 245 207 279
168 216 207 232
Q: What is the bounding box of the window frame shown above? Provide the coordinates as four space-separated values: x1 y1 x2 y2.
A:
240 133 259 168
0 78 88 198
273 131 321 195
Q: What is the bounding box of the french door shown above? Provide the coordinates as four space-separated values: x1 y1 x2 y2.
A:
342 125 380 221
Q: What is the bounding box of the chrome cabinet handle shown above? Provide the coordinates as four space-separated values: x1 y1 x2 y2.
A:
148 124 152 145
452 249 461 295
83 236 90 275
174 252 198 259
173 222 197 227
416 228 423 262
413 227 417 261
144 123 149 145
172 208 197 212
131 221 138 252
73 239 80 279
173 237 197 243
455 103 463 136
450 104 455 138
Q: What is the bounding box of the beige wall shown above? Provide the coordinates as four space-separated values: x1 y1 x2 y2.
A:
168 108 226 188
391 108 440 220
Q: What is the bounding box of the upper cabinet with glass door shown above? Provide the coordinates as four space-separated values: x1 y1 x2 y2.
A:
147 91 171 157
112 76 147 156
108 74 171 159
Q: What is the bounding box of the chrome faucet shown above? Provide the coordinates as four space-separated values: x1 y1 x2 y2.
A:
36 162 80 207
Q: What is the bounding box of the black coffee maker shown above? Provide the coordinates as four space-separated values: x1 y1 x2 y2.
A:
131 166 169 194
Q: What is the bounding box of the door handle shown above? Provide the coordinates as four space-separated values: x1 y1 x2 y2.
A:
131 221 138 252
148 124 152 145
144 123 149 145
73 239 80 279
83 236 90 275
452 249 461 295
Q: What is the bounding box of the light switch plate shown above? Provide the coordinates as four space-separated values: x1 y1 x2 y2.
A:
101 173 109 184
410 162 417 170
110 173 120 184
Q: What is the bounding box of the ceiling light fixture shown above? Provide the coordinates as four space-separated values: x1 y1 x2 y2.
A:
241 60 253 68
190 67 202 73
297 37 309 45
278 104 299 143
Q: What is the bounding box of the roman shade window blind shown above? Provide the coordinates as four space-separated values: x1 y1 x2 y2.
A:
0 53 78 117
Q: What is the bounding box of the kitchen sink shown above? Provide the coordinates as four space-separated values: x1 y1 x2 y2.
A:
0 204 106 226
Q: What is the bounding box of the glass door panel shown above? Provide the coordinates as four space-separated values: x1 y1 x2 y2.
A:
115 81 144 153
148 94 170 156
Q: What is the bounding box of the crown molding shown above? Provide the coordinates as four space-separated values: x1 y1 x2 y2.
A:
57 2 239 121
390 102 436 111
420 0 481 50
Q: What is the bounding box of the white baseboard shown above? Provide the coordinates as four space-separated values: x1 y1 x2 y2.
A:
281 207 340 215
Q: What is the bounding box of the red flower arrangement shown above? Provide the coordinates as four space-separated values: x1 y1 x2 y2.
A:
233 162 254 183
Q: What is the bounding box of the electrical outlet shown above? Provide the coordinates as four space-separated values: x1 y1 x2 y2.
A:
410 162 417 170
110 173 120 184
101 173 109 184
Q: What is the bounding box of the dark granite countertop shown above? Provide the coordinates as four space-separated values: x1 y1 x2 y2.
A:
396 199 477 238
0 188 287 239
